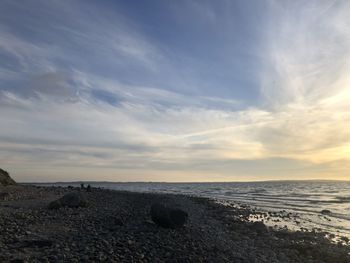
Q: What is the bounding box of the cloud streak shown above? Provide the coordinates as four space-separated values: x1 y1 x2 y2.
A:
0 0 349 182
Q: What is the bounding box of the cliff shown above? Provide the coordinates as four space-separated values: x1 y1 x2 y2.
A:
0 168 16 186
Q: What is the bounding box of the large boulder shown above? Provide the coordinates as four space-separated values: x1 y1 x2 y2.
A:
150 203 188 228
0 168 16 186
48 192 87 209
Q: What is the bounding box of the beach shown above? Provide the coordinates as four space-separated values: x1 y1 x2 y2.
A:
0 185 349 263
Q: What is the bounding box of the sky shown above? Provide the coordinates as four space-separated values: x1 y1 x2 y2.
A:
0 0 350 182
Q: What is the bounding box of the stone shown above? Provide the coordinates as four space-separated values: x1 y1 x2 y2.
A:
250 221 267 234
0 192 9 201
321 209 331 215
21 239 54 248
48 192 87 209
0 169 16 186
48 200 62 210
150 203 188 228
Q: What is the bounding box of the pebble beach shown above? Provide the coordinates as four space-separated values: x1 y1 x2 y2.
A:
0 185 350 263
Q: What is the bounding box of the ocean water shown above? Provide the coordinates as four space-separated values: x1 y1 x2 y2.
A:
41 181 350 239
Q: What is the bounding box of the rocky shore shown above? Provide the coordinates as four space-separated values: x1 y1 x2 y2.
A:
0 185 349 263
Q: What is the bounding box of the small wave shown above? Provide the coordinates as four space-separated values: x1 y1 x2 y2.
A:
324 190 340 193
246 188 267 194
224 193 334 204
336 196 350 203
224 191 238 195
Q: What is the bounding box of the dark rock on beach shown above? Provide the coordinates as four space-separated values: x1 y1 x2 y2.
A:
0 192 9 200
321 209 332 215
48 192 87 209
150 202 188 228
250 221 268 234
20 239 54 248
0 168 16 186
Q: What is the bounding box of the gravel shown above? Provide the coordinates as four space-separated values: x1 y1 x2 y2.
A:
0 185 349 263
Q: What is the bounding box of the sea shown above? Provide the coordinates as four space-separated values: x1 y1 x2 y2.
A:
38 180 350 239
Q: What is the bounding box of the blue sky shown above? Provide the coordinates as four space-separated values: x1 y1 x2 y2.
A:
1 0 350 182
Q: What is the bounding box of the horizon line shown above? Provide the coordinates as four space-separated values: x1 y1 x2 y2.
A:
21 178 350 184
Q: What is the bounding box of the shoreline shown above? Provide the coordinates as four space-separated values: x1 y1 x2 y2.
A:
32 181 350 240
0 185 349 262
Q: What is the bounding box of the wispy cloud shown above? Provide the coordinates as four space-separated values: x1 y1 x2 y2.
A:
0 0 349 181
